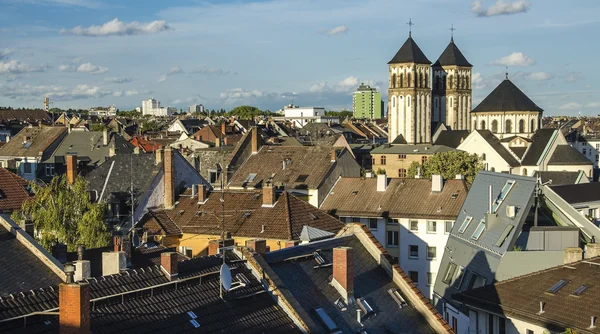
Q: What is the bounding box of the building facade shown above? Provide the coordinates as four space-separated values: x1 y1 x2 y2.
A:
188 104 204 114
141 98 175 116
353 83 383 120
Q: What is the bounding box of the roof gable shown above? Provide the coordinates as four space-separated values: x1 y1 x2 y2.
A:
388 36 431 64
433 39 472 67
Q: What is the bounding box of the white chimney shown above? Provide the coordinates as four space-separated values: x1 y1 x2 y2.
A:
102 251 126 276
455 174 465 180
282 159 287 170
103 128 109 146
377 173 387 192
74 260 91 282
432 175 444 192
191 184 198 199
416 167 422 179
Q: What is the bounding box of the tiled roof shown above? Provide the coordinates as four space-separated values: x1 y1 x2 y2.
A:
163 189 344 240
520 129 557 165
228 146 341 189
550 183 600 204
0 109 50 122
370 143 455 155
138 210 182 236
0 254 301 333
0 127 66 157
433 39 472 67
130 136 162 153
320 177 468 219
264 235 437 333
388 36 431 64
45 131 134 165
548 145 592 165
0 168 31 212
0 224 62 297
473 79 543 113
455 257 600 334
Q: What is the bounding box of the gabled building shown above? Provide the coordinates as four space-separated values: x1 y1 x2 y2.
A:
550 182 600 223
532 170 589 186
167 118 206 135
0 168 32 213
320 174 469 298
433 172 581 334
0 126 67 180
370 143 456 177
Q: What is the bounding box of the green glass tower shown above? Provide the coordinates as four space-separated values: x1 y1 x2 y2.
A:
353 83 383 120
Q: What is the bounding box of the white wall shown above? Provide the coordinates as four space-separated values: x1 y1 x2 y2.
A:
458 132 514 173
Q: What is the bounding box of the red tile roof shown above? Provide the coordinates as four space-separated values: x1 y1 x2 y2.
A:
0 168 31 212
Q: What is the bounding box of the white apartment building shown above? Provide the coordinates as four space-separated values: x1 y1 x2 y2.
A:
320 174 469 299
89 105 117 117
141 98 175 116
188 104 204 114
271 105 339 128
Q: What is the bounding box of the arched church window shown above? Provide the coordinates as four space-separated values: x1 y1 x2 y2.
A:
392 96 396 108
491 120 498 133
425 73 429 88
399 73 403 88
480 120 486 130
519 119 525 133
482 153 486 160
407 95 411 108
506 119 513 133
442 75 447 89
473 120 477 130
407 73 411 88
448 75 453 89
530 119 536 132
391 74 397 89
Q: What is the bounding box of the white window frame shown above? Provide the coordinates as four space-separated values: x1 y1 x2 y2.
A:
387 230 399 247
472 220 486 240
445 221 453 234
427 246 436 260
409 220 418 232
458 216 473 233
427 220 437 234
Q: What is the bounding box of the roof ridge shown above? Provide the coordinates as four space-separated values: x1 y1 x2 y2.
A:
283 191 292 240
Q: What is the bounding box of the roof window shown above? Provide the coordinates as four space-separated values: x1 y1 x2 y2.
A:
492 180 515 213
387 288 408 308
314 307 339 333
458 216 473 234
296 174 309 183
547 279 569 294
471 220 486 241
245 173 257 183
572 285 589 297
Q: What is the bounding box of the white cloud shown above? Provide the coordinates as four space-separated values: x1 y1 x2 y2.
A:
309 76 361 94
559 102 582 110
0 48 14 60
0 82 114 101
167 65 183 75
489 52 535 66
0 60 47 74
124 89 138 96
586 102 600 108
158 75 168 83
525 72 553 81
190 67 231 76
60 18 170 36
112 91 123 97
327 25 349 36
470 0 530 17
105 77 132 84
59 62 108 74
471 72 489 90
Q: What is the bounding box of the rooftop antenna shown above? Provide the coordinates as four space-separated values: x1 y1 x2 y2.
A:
407 18 414 37
131 153 134 231
219 133 227 299
449 24 456 42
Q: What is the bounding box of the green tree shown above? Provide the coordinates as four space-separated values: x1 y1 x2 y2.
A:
140 120 161 133
90 124 107 131
407 151 484 183
228 105 263 119
325 110 353 118
11 176 110 252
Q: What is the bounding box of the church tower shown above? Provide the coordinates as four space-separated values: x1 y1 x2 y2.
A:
431 32 472 131
388 28 432 144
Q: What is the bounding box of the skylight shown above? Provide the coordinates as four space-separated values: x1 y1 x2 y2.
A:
314 307 339 332
296 174 309 183
572 285 589 297
245 173 257 183
458 216 473 234
492 180 515 213
190 319 200 328
547 279 569 294
471 220 486 241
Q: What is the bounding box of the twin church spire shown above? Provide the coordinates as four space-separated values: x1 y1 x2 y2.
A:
388 21 473 144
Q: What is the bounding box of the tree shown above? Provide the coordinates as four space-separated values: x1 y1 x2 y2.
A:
228 105 263 119
140 120 161 133
407 151 484 183
11 176 110 252
325 110 353 118
90 124 107 131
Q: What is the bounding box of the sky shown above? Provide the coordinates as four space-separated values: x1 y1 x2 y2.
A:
0 0 599 115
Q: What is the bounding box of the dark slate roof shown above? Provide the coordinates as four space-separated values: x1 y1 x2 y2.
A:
265 235 436 334
84 153 159 203
45 131 134 165
391 134 407 144
548 145 593 165
509 146 527 159
388 36 431 64
520 129 557 165
532 171 584 186
433 130 470 148
433 39 472 67
472 79 543 113
0 254 301 333
454 257 600 334
476 130 520 167
550 183 600 204
0 223 61 297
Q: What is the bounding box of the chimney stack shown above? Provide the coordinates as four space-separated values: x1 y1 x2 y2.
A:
198 184 208 203
251 127 260 154
586 242 600 259
564 247 583 264
432 175 444 192
262 184 276 207
103 128 109 146
160 252 178 281
102 251 126 276
221 122 226 135
59 282 91 334
74 260 91 282
376 173 387 192
331 150 337 162
164 147 175 209
52 243 68 264
245 239 267 255
332 247 354 304
155 147 164 165
66 154 77 185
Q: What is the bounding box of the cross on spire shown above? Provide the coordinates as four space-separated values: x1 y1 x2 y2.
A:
407 18 414 37
505 66 509 79
450 24 456 42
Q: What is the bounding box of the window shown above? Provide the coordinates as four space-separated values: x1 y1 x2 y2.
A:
443 263 457 284
23 162 32 174
398 168 407 178
398 154 406 159
409 271 419 283
505 119 512 133
409 220 418 232
407 95 411 107
372 158 376 165
427 272 433 286
179 246 193 258
427 221 437 233
245 173 257 183
488 314 494 334
409 245 419 259
445 221 453 234
452 317 458 333
427 246 436 260
295 174 309 183
491 120 498 133
531 119 536 132
499 317 506 334
467 272 487 290
526 330 534 334
518 119 525 133
492 180 515 212
45 164 55 177
452 266 466 290
583 148 587 155
547 279 569 294
387 231 399 247
480 120 486 130
458 216 473 233
387 218 397 225
381 156 387 165
471 220 486 240
369 218 378 230
421 156 428 164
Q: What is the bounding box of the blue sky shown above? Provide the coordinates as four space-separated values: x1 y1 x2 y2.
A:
0 0 599 115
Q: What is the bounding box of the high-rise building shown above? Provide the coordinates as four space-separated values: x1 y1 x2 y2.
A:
352 83 383 120
141 98 174 116
188 104 204 114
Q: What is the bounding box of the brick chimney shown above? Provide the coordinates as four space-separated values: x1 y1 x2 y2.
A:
208 238 235 255
246 239 267 255
198 184 208 203
262 184 276 207
251 127 259 154
59 282 91 334
164 146 175 209
66 154 77 185
160 252 178 281
332 247 354 303
331 149 337 162
155 147 164 165
221 122 226 135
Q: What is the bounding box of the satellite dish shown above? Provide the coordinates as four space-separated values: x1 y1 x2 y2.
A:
220 263 232 291
131 233 140 248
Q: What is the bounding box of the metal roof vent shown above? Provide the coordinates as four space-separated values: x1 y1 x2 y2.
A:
591 316 597 329
538 301 545 314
